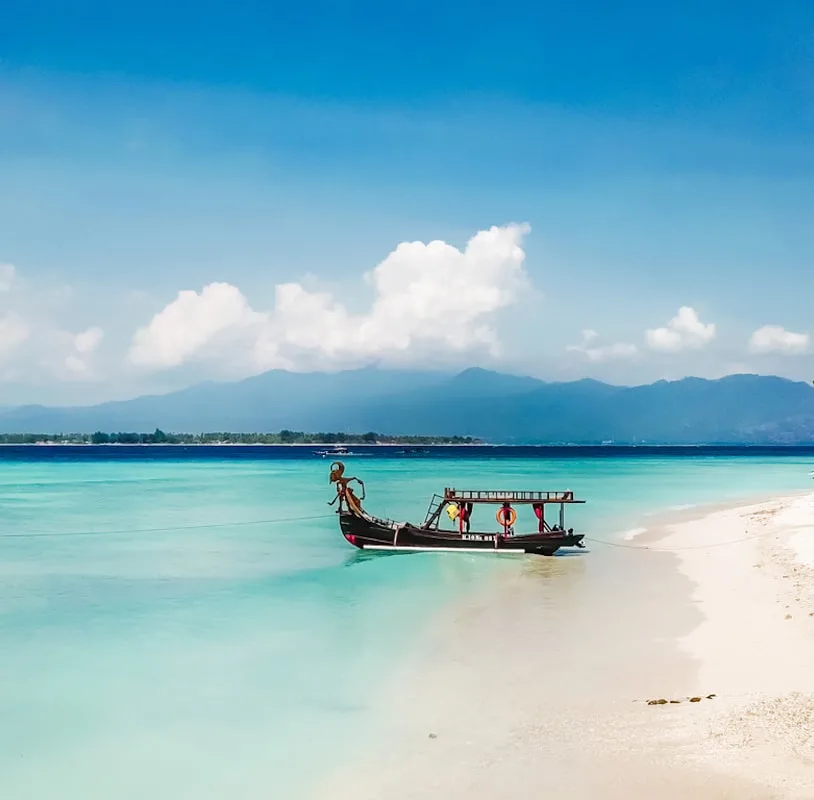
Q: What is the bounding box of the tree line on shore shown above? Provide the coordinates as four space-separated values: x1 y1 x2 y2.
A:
0 430 478 445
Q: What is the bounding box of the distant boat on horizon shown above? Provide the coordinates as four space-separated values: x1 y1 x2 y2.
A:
313 445 371 458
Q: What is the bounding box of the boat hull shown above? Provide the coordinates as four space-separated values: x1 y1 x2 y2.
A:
339 512 584 556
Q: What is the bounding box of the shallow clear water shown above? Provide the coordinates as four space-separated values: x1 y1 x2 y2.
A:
0 452 811 798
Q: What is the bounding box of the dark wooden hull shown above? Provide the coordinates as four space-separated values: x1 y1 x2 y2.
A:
339 512 584 556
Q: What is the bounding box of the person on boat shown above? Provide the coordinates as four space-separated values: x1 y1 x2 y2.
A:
459 502 473 533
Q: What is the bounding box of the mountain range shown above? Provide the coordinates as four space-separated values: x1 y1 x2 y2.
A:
2 368 814 444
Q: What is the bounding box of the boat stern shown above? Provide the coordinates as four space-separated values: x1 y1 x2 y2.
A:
565 532 586 548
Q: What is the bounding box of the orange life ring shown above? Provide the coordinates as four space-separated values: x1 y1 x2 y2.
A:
496 507 517 527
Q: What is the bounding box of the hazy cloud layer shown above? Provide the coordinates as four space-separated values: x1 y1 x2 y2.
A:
0 264 15 293
0 266 105 386
566 329 638 362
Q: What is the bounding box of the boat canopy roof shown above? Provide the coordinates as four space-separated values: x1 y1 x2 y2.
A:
444 489 584 504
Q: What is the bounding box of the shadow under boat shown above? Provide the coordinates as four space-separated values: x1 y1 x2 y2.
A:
342 545 588 569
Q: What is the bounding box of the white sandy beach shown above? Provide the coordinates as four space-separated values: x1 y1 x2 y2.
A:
320 490 814 799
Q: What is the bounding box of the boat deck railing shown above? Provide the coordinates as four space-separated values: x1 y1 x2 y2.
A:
362 510 400 529
444 489 584 503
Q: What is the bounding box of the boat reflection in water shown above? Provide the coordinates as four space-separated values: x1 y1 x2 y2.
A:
328 461 586 556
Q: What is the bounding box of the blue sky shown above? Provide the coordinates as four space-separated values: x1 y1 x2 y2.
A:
2 1 814 404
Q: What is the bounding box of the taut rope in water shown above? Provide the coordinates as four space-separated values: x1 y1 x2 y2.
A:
0 519 786 550
0 513 336 539
583 528 783 552
0 523 777 551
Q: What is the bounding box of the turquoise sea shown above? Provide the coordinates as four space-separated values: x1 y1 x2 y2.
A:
1 447 812 799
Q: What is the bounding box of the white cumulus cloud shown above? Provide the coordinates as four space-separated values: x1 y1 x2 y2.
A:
62 326 105 378
748 325 810 355
129 223 531 374
646 306 716 352
129 282 265 369
74 326 104 354
566 329 637 361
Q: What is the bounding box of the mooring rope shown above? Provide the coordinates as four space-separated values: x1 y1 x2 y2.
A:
584 528 783 552
0 513 336 539
0 511 798 553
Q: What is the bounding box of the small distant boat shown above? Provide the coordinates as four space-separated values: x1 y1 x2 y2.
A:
313 446 353 458
313 445 371 458
328 461 586 556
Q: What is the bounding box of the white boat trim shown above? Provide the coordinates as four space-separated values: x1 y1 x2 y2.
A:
361 544 527 554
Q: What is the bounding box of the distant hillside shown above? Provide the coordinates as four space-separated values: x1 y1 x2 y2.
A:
2 368 814 444
0 368 444 435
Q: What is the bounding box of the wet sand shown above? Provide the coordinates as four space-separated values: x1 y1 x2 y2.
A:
320 491 814 799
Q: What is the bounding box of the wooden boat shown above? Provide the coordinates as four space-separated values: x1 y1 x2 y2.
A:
329 462 586 556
